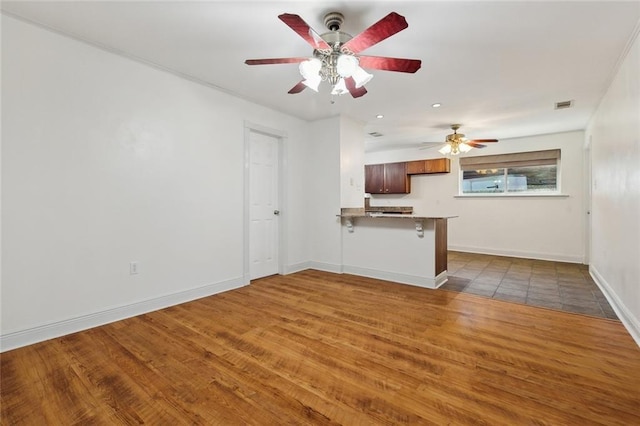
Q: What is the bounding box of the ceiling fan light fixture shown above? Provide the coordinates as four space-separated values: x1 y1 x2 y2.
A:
439 144 452 155
352 66 373 88
436 124 499 157
336 54 359 77
459 143 473 153
299 58 322 79
302 77 321 92
331 78 349 95
247 12 421 98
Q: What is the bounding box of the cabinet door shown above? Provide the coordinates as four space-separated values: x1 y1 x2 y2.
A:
406 160 426 175
365 164 385 194
425 158 451 174
384 162 410 193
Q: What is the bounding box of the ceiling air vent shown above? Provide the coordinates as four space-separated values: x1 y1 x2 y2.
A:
555 100 573 110
368 131 384 137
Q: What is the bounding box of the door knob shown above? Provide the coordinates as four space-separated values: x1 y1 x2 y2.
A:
273 210 280 215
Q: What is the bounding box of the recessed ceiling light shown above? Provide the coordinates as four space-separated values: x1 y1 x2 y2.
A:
431 103 441 108
376 114 384 119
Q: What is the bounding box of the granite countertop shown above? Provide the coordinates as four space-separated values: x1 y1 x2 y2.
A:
337 213 458 220
338 207 457 220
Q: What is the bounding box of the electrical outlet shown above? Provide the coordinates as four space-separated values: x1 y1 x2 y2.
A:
130 261 140 275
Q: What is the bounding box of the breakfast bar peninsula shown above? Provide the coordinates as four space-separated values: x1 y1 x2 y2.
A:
338 210 457 289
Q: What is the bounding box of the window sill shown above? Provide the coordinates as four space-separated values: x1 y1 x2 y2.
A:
454 193 569 198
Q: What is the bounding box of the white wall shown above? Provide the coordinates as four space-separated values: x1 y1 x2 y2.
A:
306 114 366 272
339 115 365 208
1 16 311 348
586 25 640 344
365 131 586 263
306 116 343 272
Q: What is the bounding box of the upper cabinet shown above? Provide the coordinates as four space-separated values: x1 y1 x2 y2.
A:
365 162 410 194
365 158 450 194
406 158 451 175
365 164 385 193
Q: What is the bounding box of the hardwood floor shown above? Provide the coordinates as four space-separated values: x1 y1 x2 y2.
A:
2 270 639 425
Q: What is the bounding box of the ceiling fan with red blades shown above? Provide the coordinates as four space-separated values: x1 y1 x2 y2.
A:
438 124 499 155
245 11 422 98
419 124 499 155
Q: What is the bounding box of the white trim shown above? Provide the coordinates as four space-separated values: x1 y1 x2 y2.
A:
283 262 343 275
0 277 246 353
243 125 252 285
284 261 314 275
449 245 584 264
308 261 343 274
434 270 449 288
342 265 444 289
590 266 640 348
583 141 592 265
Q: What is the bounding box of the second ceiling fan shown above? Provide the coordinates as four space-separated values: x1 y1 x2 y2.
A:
245 11 421 98
423 124 499 155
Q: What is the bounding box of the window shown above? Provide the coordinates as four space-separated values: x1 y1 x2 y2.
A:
459 149 560 195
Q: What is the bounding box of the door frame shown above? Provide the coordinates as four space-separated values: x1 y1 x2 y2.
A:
243 121 288 284
584 135 592 265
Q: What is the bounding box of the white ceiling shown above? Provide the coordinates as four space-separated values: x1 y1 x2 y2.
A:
2 1 639 152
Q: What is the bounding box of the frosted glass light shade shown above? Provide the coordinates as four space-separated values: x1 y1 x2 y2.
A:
352 66 373 88
459 143 472 153
302 76 321 92
299 58 322 79
331 78 349 95
337 55 358 77
439 144 452 155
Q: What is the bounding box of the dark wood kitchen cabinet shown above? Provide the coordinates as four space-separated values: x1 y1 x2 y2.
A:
406 158 451 175
365 164 384 193
365 162 410 194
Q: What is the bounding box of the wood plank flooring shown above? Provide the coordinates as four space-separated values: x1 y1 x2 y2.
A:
2 270 639 425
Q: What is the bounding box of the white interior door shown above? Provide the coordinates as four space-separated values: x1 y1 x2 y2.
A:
249 131 279 279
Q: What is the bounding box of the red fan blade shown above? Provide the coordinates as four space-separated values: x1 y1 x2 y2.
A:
468 139 498 143
288 81 307 94
278 14 331 51
344 77 367 98
341 12 408 54
245 57 307 65
466 142 487 149
358 55 421 73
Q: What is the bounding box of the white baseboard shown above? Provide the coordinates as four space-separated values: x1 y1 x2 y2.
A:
589 266 640 348
0 277 246 353
449 245 584 264
284 261 314 275
342 265 442 289
434 270 448 288
307 261 343 274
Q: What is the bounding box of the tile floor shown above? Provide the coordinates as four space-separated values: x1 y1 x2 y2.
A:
441 251 618 320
